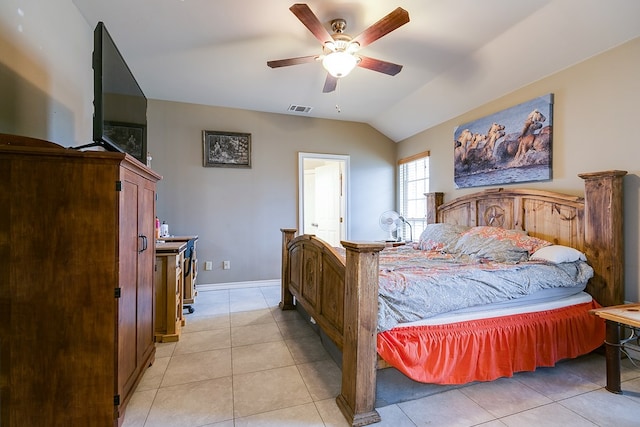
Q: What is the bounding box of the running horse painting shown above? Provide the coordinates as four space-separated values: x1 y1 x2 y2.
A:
454 94 553 188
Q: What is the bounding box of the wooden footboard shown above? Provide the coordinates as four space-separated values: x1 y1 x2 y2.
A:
281 170 626 427
279 232 385 426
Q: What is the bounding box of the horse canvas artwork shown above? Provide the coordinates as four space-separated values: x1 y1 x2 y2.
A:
454 94 553 188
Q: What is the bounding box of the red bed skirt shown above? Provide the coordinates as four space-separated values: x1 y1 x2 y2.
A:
377 300 605 384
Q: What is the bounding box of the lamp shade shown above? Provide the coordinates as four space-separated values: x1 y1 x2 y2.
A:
322 51 359 78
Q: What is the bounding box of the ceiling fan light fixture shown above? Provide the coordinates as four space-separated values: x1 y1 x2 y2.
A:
267 4 409 92
322 51 359 78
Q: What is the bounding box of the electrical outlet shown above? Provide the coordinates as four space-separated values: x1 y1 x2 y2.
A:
223 260 231 270
204 261 213 271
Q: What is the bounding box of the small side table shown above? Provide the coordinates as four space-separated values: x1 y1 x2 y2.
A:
590 303 640 393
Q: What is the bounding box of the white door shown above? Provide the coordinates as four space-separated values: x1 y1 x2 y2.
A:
315 162 341 246
303 170 316 234
299 153 349 247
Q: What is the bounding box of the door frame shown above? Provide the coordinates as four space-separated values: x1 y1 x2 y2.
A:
298 152 350 244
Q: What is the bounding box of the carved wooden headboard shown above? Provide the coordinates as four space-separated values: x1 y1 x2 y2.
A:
425 170 626 307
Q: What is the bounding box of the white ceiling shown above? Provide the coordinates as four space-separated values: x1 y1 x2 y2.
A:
72 0 640 142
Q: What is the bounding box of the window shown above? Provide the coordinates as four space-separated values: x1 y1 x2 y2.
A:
398 151 430 241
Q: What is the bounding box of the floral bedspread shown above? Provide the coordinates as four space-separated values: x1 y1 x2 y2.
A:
335 245 594 332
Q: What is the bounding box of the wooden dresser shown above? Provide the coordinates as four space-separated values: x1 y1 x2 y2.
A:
0 134 161 426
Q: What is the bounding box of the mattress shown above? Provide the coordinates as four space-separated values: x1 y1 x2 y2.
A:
403 289 591 327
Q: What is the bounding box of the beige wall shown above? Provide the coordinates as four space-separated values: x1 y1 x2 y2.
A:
398 37 640 302
0 0 93 145
148 100 396 284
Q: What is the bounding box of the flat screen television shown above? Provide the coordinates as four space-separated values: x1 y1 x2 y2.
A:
84 21 147 163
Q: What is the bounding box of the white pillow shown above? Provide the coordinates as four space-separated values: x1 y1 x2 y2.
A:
530 245 587 263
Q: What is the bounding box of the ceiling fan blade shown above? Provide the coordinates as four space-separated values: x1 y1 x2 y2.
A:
290 3 333 45
267 55 318 68
357 56 403 76
322 74 338 93
352 7 410 49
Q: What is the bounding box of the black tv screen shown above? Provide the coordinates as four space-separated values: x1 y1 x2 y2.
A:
92 21 147 163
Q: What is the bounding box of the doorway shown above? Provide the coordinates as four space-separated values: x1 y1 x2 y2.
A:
299 153 349 247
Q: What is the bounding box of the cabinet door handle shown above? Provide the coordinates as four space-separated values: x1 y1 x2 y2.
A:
139 235 148 253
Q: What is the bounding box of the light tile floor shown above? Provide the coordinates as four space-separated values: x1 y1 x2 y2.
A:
123 284 640 427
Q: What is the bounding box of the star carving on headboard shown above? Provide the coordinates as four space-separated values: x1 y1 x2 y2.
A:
484 205 505 227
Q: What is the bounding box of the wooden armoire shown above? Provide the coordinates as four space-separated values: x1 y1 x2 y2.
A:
0 134 161 426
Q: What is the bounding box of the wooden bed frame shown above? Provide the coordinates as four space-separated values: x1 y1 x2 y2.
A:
280 170 626 426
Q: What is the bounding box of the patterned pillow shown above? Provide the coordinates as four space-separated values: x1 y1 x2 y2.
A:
415 223 470 251
454 226 552 263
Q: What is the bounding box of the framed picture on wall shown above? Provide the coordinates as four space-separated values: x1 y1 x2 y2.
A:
202 130 251 168
453 93 553 188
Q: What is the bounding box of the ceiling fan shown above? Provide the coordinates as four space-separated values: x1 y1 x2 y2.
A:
267 3 410 93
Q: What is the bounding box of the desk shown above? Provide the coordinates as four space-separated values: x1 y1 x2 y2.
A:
155 241 187 342
161 236 199 313
590 303 640 393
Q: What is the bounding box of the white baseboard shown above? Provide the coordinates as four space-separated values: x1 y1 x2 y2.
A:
197 279 280 292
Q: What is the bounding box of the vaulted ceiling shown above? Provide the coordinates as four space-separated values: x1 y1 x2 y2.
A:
72 0 640 142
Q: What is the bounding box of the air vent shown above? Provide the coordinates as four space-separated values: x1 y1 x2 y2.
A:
288 104 313 114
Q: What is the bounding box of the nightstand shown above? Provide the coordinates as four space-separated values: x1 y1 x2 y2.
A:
590 303 640 393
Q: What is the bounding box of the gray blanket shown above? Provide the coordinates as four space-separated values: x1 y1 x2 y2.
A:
375 247 593 331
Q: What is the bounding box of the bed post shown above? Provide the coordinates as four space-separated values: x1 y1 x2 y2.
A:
279 228 297 310
425 192 444 224
578 170 627 306
336 240 385 427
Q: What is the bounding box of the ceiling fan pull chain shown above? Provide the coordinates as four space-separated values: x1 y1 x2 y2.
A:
336 80 342 113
